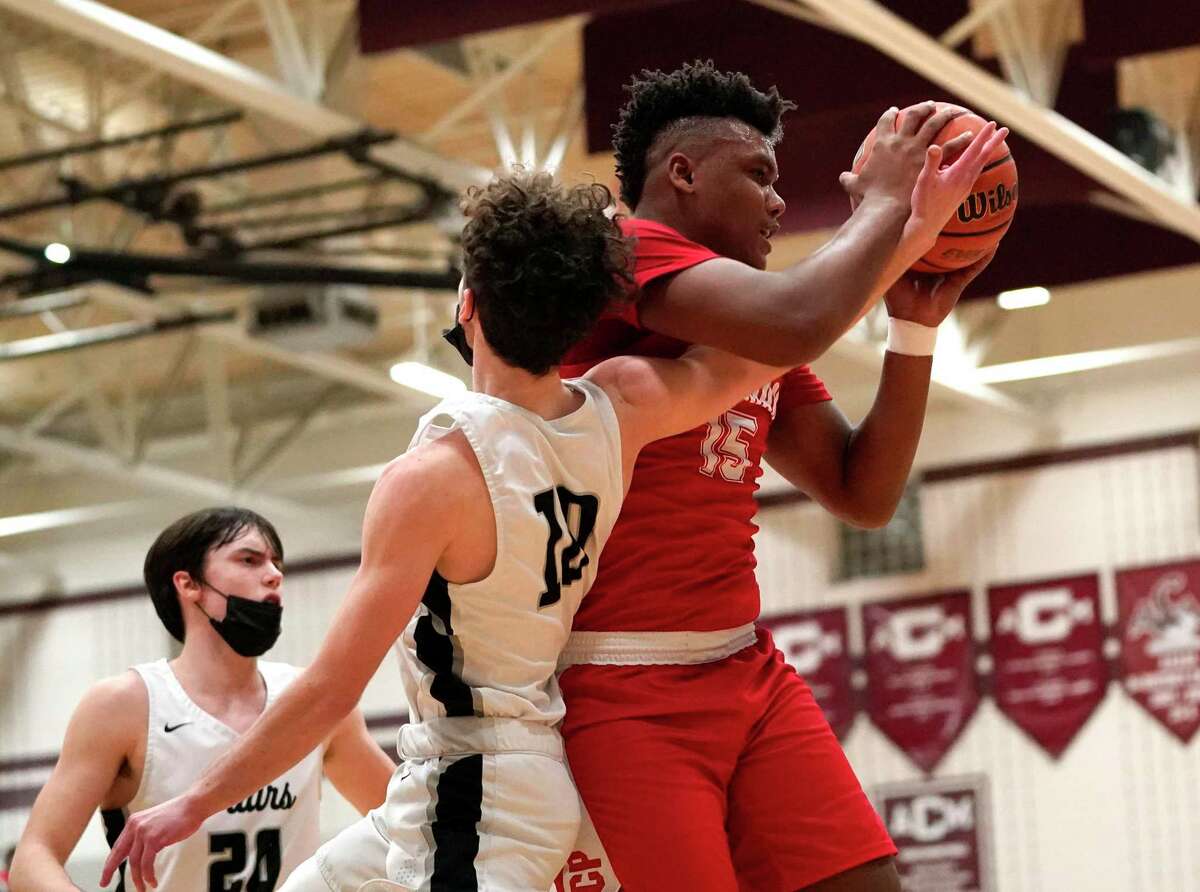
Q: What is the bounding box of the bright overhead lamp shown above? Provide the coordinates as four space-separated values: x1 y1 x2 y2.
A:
389 361 467 399
997 286 1050 310
43 243 72 264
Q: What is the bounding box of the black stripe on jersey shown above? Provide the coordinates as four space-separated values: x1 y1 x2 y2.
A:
430 754 483 891
414 571 476 717
101 808 127 892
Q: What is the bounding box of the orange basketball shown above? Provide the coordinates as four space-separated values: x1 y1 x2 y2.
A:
852 101 1018 273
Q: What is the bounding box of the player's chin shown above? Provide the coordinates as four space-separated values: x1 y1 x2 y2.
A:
749 240 771 270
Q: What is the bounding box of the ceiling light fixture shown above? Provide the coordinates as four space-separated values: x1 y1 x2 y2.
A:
996 286 1050 311
43 243 72 264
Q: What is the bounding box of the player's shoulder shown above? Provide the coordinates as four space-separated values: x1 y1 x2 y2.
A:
584 354 667 410
71 670 148 737
374 432 477 512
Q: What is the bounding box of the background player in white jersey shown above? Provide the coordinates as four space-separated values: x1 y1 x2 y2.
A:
10 507 395 892
100 169 807 892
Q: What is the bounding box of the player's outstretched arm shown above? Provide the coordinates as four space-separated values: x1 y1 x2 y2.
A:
101 447 461 892
323 708 396 814
588 348 789 484
10 676 144 892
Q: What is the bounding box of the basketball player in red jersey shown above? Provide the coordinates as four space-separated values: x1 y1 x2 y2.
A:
555 62 1005 892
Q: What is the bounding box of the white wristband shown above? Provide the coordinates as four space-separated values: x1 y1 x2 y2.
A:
886 317 938 356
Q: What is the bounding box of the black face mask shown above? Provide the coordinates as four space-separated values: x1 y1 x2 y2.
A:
442 301 474 367
200 581 282 657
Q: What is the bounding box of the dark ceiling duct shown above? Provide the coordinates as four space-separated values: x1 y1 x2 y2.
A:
0 235 460 292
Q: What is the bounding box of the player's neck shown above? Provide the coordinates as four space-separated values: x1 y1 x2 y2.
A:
632 196 695 243
173 626 263 700
471 360 580 421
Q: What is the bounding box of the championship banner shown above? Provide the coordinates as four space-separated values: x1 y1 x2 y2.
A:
1116 558 1200 743
864 591 979 773
987 573 1106 758
761 608 856 739
874 775 994 892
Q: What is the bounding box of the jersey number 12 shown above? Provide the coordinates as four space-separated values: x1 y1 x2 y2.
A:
534 487 599 609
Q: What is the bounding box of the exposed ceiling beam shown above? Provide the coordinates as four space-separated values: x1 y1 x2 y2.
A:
422 17 582 144
0 501 147 539
974 336 1200 383
83 282 444 406
778 0 1200 244
0 0 489 193
0 423 319 521
204 325 439 406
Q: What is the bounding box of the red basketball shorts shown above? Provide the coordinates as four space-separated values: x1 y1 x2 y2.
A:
558 629 896 892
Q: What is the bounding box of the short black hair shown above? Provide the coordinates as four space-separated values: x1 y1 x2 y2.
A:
143 507 283 642
612 59 796 209
460 169 633 375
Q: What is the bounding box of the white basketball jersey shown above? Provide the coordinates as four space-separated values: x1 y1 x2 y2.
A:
396 378 624 730
103 659 324 891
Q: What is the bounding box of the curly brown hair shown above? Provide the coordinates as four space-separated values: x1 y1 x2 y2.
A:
459 169 633 375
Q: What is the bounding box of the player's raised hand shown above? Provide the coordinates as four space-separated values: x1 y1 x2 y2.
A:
100 795 204 891
908 122 1009 237
885 246 998 328
839 102 965 208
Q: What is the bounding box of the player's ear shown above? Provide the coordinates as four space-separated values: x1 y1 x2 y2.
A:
173 570 201 605
460 287 476 322
667 153 697 193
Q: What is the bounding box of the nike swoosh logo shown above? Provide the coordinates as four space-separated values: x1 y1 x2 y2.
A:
164 721 192 733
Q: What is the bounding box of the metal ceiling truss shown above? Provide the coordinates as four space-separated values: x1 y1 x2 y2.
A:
0 126 398 228
0 110 243 175
0 307 236 360
0 0 489 193
0 233 459 295
0 289 369 535
452 19 587 172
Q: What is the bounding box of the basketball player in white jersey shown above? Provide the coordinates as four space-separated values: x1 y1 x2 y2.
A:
10 508 395 892
101 170 804 892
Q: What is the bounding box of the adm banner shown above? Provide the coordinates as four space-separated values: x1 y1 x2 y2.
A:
760 608 856 739
987 573 1107 758
874 775 994 892
864 591 979 773
1116 558 1200 743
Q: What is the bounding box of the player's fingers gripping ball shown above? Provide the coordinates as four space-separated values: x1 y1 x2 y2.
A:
853 100 1018 273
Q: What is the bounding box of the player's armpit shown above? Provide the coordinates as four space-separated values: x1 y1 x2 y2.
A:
9 675 144 892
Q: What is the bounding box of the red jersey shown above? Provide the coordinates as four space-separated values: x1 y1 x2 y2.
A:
561 218 831 632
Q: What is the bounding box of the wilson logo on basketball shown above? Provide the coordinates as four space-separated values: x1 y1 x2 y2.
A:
957 182 1018 224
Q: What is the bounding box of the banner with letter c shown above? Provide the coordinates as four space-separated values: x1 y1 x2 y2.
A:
987 573 1107 758
863 590 979 773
